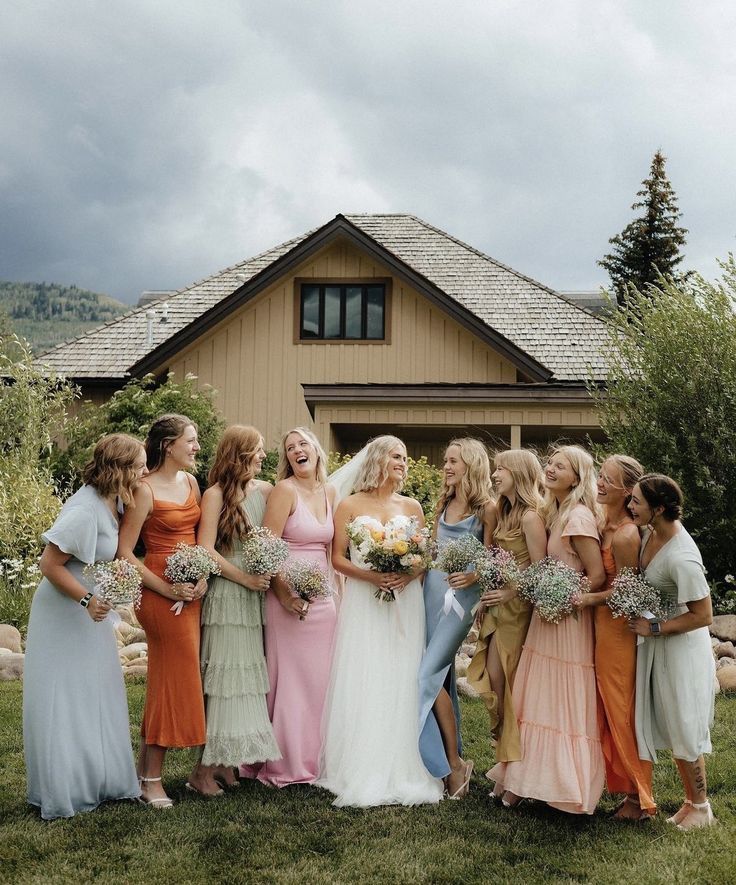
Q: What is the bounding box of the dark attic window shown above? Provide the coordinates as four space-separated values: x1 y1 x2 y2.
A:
300 283 385 340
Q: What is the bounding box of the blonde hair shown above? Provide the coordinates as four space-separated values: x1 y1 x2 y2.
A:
208 425 264 553
601 454 645 507
435 438 493 523
542 444 601 530
353 436 406 493
82 433 144 506
277 426 328 484
494 448 545 537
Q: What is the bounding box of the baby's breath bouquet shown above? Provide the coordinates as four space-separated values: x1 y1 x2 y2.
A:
280 559 332 620
239 526 289 575
517 556 589 624
346 515 431 602
83 558 142 608
607 568 667 620
432 534 487 575
164 542 221 584
476 546 521 594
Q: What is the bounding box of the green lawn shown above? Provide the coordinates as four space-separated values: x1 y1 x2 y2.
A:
0 682 734 885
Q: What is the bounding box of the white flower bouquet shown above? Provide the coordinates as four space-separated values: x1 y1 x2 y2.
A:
239 526 289 575
164 542 221 584
476 546 521 594
280 558 332 620
346 515 431 602
517 556 590 624
432 534 487 575
83 558 142 608
607 567 667 620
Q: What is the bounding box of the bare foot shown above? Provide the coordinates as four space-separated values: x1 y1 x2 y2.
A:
212 765 239 788
614 796 647 820
666 801 693 825
501 790 525 808
676 801 716 832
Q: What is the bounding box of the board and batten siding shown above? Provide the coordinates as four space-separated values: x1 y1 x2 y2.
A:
166 240 518 446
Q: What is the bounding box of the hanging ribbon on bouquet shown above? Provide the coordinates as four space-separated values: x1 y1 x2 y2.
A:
170 600 185 616
443 586 465 620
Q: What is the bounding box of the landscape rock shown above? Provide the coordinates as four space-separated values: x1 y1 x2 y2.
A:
717 657 736 669
115 621 136 639
116 606 141 628
119 642 148 661
715 641 735 659
716 666 736 692
455 654 470 678
124 628 147 645
710 615 736 642
123 663 148 680
0 647 13 656
0 652 24 681
0 624 22 654
459 643 476 659
456 676 479 699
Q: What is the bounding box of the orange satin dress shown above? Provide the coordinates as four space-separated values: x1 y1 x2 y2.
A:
594 544 656 813
137 480 206 748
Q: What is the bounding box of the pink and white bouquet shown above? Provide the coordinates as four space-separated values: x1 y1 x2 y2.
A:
83 558 142 609
239 526 289 575
517 556 590 624
607 567 667 620
346 515 431 602
476 546 521 594
280 558 332 620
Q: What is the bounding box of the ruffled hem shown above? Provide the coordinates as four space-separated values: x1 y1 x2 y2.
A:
202 660 270 697
201 733 281 767
315 778 443 809
201 583 264 627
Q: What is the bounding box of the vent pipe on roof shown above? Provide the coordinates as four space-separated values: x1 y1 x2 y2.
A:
161 302 169 322
146 310 155 346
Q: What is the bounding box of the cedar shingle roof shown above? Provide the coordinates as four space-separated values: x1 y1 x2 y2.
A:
37 214 608 382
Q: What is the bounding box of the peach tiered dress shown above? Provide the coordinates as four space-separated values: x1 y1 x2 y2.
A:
137 479 206 748
594 542 655 812
488 504 605 814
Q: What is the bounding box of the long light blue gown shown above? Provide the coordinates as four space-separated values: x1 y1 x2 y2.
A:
418 511 484 778
23 485 140 819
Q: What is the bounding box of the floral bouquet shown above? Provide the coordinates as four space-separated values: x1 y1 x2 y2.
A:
432 534 487 575
280 558 332 620
83 558 142 609
476 546 521 594
517 556 590 624
239 526 289 575
164 543 220 615
346 515 431 602
607 567 668 620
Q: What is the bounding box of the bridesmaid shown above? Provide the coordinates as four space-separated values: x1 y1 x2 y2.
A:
489 444 606 814
117 414 208 807
628 474 717 831
418 439 496 798
592 455 656 820
242 426 337 786
24 434 147 819
467 449 546 778
187 426 281 795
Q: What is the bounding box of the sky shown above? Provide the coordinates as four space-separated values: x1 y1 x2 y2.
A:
2 0 735 305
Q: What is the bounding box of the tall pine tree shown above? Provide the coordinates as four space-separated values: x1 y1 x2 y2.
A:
599 150 688 306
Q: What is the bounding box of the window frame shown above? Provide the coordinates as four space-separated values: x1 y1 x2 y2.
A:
293 278 392 344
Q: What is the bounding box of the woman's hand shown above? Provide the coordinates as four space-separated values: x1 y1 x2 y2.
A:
480 582 517 607
376 572 413 595
193 577 208 599
281 593 309 618
628 616 654 637
243 573 272 592
572 592 597 610
167 581 197 602
447 571 478 591
86 596 112 622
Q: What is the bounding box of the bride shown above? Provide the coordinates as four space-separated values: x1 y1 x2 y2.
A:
317 435 444 807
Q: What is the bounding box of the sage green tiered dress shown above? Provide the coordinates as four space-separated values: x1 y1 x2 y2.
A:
200 489 281 767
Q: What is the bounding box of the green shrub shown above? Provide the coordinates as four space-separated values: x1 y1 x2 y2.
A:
592 258 736 613
52 372 225 490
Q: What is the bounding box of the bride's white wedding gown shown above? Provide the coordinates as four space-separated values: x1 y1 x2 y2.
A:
317 516 444 807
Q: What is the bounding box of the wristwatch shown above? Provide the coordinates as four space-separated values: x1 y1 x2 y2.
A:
79 591 94 608
649 620 661 636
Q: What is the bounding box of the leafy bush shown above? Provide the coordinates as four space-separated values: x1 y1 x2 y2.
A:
52 372 225 490
0 334 73 631
592 258 736 613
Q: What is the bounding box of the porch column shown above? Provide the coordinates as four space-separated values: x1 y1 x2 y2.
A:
510 424 522 449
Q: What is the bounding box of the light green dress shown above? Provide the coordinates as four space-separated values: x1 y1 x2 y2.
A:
200 489 281 766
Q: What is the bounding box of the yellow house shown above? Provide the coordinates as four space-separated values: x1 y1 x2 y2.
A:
39 214 609 461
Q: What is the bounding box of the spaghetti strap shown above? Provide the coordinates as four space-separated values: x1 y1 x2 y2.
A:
139 479 156 502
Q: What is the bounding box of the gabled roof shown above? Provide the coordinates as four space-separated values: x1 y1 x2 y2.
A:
37 214 609 383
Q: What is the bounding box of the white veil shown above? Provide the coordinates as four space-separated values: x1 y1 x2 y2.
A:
326 445 371 505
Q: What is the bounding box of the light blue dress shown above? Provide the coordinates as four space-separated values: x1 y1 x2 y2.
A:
418 511 484 778
23 485 140 819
